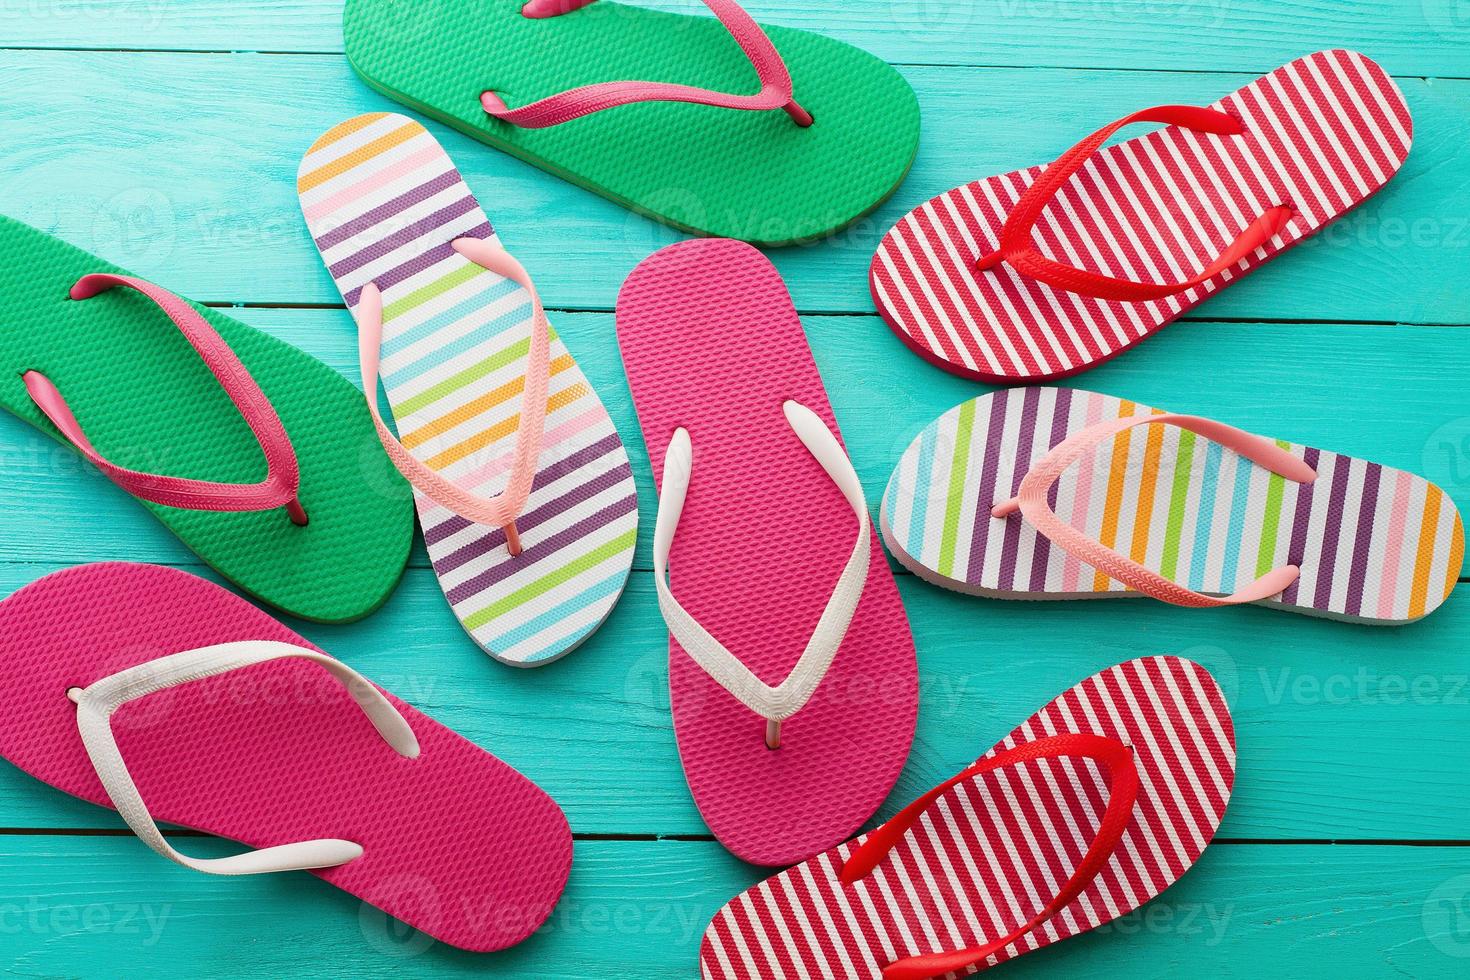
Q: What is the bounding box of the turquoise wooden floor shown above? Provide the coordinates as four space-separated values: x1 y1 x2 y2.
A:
2 1 1469 976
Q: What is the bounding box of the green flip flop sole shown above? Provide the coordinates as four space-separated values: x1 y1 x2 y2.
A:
342 0 920 245
0 216 414 623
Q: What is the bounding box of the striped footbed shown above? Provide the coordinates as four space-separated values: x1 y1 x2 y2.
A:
882 388 1464 623
870 50 1412 383
299 113 637 666
699 656 1234 978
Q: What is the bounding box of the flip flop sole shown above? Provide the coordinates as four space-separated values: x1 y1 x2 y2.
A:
871 50 1411 382
700 655 1235 977
883 388 1464 623
342 0 919 245
0 562 571 951
0 216 412 624
617 239 917 866
300 113 638 667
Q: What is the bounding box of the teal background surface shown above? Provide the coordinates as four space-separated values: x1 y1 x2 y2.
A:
1 1 1468 975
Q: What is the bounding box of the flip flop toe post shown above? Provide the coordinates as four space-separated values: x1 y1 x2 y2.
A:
618 239 918 866
0 563 571 951
300 113 638 666
342 0 919 243
883 388 1463 622
700 656 1235 977
872 50 1412 381
0 216 413 623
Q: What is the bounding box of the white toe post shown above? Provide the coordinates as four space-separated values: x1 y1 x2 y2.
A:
652 400 872 749
68 640 419 876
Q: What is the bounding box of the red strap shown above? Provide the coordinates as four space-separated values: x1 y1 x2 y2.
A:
974 105 1293 302
837 733 1138 980
24 274 306 525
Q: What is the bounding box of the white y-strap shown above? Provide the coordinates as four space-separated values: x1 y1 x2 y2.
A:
67 640 420 876
652 400 871 748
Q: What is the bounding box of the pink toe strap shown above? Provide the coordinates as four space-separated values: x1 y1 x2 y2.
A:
25 274 306 525
353 238 549 540
481 0 813 129
991 410 1317 607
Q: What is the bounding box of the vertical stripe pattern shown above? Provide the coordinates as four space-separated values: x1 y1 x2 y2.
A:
870 50 1413 382
699 656 1235 977
299 113 637 665
881 389 1463 622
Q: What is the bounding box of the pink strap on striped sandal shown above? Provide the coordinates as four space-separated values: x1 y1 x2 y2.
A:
991 412 1318 607
23 274 307 525
352 238 549 555
975 105 1295 302
480 0 813 129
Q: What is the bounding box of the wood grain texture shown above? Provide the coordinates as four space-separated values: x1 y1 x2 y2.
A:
1 51 1468 320
2 0 1467 76
3 2 1470 975
0 561 1467 840
2 311 1465 573
0 836 1467 977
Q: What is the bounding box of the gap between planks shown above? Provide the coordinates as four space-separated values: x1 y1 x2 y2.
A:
2 827 1469 846
0 45 1464 83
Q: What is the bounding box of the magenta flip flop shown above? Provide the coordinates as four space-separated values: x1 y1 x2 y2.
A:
871 50 1411 382
0 563 571 952
700 656 1236 978
617 239 918 867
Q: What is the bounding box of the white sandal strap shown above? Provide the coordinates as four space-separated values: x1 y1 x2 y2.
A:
652 400 871 725
68 640 420 877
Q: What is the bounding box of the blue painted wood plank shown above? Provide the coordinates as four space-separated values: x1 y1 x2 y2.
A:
2 311 1465 574
3 0 1466 76
0 559 1467 840
0 835 1466 976
0 7 1467 975
1 52 1467 321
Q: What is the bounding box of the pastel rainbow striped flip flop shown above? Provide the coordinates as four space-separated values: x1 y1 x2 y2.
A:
299 113 637 666
870 50 1411 382
882 388 1464 624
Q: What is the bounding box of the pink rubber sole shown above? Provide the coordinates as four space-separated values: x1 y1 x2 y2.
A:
617 239 918 867
0 563 571 951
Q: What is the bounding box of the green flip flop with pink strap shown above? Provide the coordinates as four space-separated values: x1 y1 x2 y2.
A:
341 0 919 244
0 216 413 623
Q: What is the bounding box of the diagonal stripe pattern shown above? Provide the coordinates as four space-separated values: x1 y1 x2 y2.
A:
871 50 1413 383
299 113 637 665
699 656 1235 977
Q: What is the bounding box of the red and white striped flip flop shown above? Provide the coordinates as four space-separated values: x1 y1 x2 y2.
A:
699 655 1235 978
870 50 1411 383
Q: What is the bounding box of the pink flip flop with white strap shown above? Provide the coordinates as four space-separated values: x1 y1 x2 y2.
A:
700 656 1235 978
871 50 1412 382
0 563 571 952
617 239 918 867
